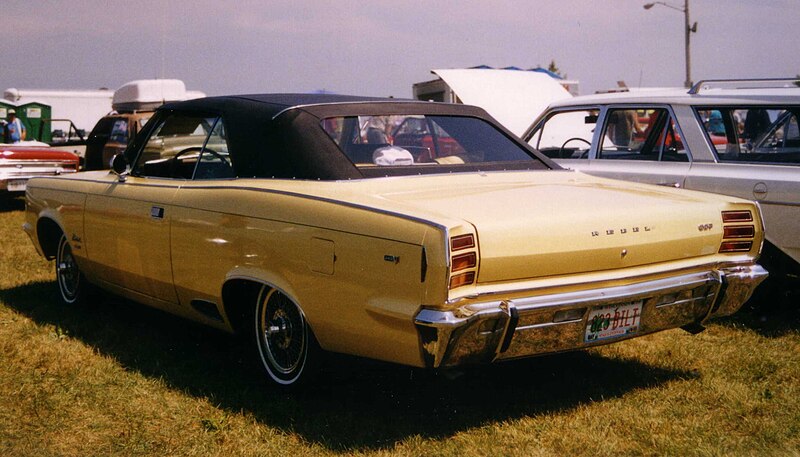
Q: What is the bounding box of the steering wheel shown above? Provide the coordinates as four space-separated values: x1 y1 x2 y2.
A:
559 137 592 158
173 147 230 165
167 147 230 179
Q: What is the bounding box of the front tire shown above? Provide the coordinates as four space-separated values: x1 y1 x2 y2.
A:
56 234 87 305
253 287 314 386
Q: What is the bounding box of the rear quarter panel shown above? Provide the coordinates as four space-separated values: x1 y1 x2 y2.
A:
170 183 449 367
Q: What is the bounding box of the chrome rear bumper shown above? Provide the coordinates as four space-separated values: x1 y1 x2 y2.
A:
1 167 77 191
414 264 768 369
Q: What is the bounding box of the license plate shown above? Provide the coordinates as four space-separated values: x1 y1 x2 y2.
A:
585 301 642 343
7 179 26 192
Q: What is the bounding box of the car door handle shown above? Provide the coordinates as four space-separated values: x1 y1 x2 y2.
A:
657 182 681 188
150 206 165 219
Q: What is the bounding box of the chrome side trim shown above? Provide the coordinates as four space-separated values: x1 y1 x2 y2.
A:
24 176 448 233
756 200 800 208
184 185 449 232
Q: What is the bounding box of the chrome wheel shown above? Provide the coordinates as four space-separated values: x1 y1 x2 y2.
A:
255 288 309 385
56 235 82 304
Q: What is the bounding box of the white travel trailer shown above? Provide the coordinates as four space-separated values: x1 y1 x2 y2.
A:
3 87 113 135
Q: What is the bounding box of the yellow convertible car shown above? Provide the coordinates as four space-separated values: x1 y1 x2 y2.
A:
24 94 768 386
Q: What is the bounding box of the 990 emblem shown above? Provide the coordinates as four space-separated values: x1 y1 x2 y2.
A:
698 223 713 231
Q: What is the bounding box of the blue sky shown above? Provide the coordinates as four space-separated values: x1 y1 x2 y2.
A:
1 0 797 97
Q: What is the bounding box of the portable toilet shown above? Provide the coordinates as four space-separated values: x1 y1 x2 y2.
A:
18 101 52 142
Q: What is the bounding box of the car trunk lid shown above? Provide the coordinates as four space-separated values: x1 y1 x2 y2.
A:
368 173 722 282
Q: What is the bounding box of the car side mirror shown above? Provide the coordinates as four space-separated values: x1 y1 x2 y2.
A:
110 154 129 182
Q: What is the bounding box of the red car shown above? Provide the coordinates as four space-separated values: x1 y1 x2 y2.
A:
1 144 79 194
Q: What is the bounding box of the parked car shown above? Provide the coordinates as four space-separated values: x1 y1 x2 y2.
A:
83 79 205 170
83 111 153 170
24 94 767 386
524 79 800 300
1 143 79 195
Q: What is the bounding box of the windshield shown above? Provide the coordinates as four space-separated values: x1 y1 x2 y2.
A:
321 115 542 173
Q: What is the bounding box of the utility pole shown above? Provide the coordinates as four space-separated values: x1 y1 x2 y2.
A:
644 0 697 88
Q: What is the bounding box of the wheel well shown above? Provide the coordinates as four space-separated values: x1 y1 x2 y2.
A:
37 218 63 260
221 279 265 335
221 279 319 340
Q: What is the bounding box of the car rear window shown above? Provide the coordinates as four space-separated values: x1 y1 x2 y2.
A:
108 119 129 144
321 115 545 175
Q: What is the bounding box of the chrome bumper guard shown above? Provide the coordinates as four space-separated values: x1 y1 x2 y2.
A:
414 264 768 368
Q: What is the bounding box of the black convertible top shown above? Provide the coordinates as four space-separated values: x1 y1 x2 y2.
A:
161 93 493 120
135 94 555 180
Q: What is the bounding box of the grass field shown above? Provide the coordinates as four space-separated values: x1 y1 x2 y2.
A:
1 195 799 456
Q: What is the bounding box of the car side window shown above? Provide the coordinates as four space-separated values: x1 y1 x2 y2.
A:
132 113 230 179
194 118 235 180
697 107 800 164
527 109 598 159
599 108 688 162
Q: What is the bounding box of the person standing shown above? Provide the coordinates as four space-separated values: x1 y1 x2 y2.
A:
742 108 770 142
607 109 642 147
4 109 26 143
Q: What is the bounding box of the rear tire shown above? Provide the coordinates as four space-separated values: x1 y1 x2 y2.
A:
56 234 88 305
253 287 316 386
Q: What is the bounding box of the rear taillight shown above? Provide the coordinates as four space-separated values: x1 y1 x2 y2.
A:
719 210 756 253
721 210 753 223
451 252 477 272
719 241 753 252
723 225 755 239
449 272 475 289
450 234 475 251
448 234 478 289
